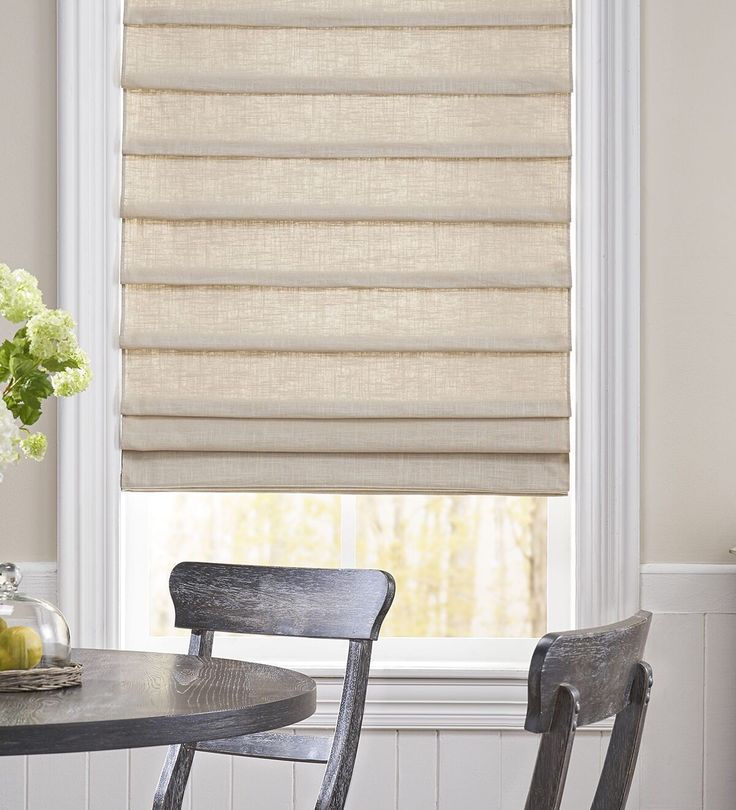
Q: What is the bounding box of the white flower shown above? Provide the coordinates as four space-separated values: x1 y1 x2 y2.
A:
26 309 78 362
0 266 44 323
20 432 47 462
51 348 92 397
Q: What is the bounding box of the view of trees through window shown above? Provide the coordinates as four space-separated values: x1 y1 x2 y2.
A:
128 493 547 640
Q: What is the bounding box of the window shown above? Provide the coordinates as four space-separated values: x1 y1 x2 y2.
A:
123 492 572 669
57 2 640 683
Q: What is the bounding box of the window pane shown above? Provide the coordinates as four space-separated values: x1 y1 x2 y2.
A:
355 494 547 638
130 492 341 636
128 491 547 641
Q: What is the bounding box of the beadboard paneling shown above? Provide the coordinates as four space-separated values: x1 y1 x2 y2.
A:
0 756 26 810
294 731 329 810
439 731 501 809
397 731 436 809
89 750 128 810
639 612 705 809
235 753 294 810
191 751 231 810
704 613 736 809
348 731 397 810
560 733 605 809
27 753 86 810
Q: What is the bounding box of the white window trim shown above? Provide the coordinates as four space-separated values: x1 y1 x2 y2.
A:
56 0 640 730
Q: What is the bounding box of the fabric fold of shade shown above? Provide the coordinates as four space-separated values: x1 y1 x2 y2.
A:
120 0 572 494
122 452 569 495
124 0 573 27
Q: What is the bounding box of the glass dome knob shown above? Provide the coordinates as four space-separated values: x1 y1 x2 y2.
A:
0 562 22 599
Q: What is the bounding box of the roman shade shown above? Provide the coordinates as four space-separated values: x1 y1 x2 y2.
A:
120 0 572 494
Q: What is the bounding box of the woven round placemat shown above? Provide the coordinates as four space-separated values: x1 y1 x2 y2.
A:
0 662 83 692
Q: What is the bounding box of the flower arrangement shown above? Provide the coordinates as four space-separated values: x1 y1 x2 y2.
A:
0 263 91 481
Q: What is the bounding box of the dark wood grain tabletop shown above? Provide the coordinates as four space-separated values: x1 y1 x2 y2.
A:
0 648 316 757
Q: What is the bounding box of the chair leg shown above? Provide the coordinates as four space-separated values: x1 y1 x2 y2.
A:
153 743 196 810
525 684 580 810
315 640 373 810
152 629 211 809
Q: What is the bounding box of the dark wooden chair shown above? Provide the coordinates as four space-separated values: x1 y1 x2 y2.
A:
153 562 395 810
524 610 653 810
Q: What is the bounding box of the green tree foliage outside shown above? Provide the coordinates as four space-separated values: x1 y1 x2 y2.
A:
135 492 547 640
356 495 547 639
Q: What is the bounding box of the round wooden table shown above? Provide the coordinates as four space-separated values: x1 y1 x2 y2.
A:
0 648 316 757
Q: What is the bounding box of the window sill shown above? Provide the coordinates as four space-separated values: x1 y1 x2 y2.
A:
306 668 530 731
304 663 530 679
306 669 613 731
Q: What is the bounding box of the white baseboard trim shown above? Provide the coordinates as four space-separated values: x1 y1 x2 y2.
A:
641 563 736 614
641 563 736 574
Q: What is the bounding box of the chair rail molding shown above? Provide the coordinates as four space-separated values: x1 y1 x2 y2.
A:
640 564 736 615
57 0 641 705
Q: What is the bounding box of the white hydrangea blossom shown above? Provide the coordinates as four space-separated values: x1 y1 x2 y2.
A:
0 265 44 323
0 400 22 482
26 308 79 362
20 431 47 462
51 348 92 397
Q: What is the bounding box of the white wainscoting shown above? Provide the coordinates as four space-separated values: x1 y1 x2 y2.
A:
3 564 734 809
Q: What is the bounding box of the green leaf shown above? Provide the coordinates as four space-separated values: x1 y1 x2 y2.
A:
0 342 10 383
23 372 53 398
5 387 42 426
16 403 41 426
8 354 35 379
21 395 41 411
41 357 77 373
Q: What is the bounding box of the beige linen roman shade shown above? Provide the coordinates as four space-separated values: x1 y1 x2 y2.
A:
120 0 572 494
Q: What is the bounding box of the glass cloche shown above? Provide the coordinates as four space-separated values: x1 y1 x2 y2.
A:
0 562 71 670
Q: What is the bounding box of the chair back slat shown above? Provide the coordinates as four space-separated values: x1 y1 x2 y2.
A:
170 562 395 640
591 661 653 810
525 611 652 732
524 684 579 810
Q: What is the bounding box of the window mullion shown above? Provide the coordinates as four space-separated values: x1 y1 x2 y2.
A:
340 494 358 567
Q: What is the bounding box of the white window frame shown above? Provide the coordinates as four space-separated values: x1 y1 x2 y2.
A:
56 0 640 730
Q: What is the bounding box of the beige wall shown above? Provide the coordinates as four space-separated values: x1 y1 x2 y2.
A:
641 0 736 563
0 1 57 562
0 2 733 564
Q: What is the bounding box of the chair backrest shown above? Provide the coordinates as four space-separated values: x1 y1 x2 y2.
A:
524 611 653 810
169 561 395 640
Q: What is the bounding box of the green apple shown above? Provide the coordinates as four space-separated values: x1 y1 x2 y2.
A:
0 646 14 671
0 625 43 670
